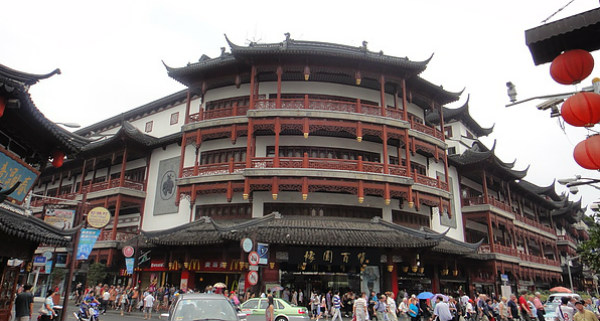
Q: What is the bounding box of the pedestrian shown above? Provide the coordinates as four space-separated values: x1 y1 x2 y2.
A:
39 290 57 321
374 295 389 321
266 290 275 321
120 288 130 316
386 292 398 321
332 291 344 321
101 287 110 314
433 296 453 321
574 300 598 321
519 292 531 321
354 292 369 321
497 297 509 321
533 293 545 321
556 297 575 321
399 298 409 321
408 298 419 321
15 284 34 321
143 292 155 320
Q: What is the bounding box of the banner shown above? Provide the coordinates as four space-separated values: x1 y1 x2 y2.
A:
76 228 101 260
257 243 269 265
125 258 134 275
44 208 75 229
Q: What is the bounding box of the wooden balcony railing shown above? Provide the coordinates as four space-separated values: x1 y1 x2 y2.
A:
514 215 554 234
478 244 560 267
31 178 144 207
181 156 449 192
558 234 577 244
187 95 444 141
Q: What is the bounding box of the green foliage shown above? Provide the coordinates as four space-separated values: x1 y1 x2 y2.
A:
577 214 600 272
50 268 66 283
86 262 107 286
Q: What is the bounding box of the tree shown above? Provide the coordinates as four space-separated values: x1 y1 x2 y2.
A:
577 214 600 272
86 262 107 286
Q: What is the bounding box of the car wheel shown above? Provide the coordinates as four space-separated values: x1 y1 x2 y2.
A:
275 316 288 321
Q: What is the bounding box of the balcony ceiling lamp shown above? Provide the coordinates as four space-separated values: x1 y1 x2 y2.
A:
304 66 310 81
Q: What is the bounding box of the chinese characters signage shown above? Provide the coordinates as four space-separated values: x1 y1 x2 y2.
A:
288 247 379 266
0 146 40 204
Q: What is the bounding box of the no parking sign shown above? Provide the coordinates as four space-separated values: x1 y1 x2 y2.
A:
246 271 259 285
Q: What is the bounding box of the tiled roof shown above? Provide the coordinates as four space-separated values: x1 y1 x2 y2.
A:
448 141 529 179
425 96 493 137
0 203 76 247
515 179 563 202
142 214 480 254
80 121 158 156
0 64 89 162
526 8 600 65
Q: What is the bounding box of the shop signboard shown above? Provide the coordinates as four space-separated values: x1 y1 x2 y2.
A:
44 208 75 229
87 207 111 228
125 258 135 275
76 228 101 260
55 253 67 268
287 247 380 266
0 146 40 204
33 256 46 267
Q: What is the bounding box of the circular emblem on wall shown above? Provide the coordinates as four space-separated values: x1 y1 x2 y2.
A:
87 207 111 228
160 170 176 200
122 246 135 258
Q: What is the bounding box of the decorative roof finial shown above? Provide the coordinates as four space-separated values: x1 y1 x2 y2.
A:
220 47 226 56
284 32 291 42
362 41 368 51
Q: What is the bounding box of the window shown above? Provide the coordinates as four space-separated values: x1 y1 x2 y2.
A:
267 146 380 163
145 121 153 133
447 147 456 155
444 126 453 138
170 112 179 125
200 148 246 165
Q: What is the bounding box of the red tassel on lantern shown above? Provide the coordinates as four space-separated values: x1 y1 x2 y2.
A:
0 97 5 117
561 92 600 127
550 49 594 85
51 151 65 168
574 135 600 170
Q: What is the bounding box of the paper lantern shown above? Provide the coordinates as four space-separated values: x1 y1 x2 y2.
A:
561 92 600 127
550 49 594 85
573 135 600 170
0 97 5 117
51 151 65 168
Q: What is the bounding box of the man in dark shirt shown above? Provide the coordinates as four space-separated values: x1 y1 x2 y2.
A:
15 284 34 321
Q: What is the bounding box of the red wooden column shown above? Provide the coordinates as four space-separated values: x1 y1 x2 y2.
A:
382 125 389 174
482 170 489 202
184 90 191 124
249 66 256 110
79 159 87 193
276 66 282 109
274 118 281 167
402 79 408 120
243 119 254 200
112 148 127 241
379 74 386 117
487 213 495 252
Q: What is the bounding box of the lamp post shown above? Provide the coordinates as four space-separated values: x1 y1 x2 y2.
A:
566 254 580 293
55 122 81 128
557 175 600 194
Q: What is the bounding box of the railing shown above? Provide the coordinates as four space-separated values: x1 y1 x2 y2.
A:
478 244 560 267
30 179 144 207
514 215 554 234
462 196 512 212
187 96 445 141
182 156 449 192
557 234 577 244
97 230 136 242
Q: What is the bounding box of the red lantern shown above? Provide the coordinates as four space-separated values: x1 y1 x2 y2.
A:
561 92 600 127
550 49 594 85
574 135 600 170
51 150 65 168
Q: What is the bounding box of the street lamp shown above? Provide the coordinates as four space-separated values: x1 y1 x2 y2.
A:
557 175 600 194
566 254 579 293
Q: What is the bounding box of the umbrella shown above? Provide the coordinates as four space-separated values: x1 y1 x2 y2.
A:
549 286 572 293
270 285 284 292
432 294 449 302
417 292 434 300
213 282 227 288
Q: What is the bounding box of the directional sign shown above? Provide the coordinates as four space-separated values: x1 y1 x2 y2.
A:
247 271 259 286
248 251 259 266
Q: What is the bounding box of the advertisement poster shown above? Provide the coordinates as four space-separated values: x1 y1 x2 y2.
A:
76 228 101 260
44 208 75 229
125 258 135 275
257 243 269 265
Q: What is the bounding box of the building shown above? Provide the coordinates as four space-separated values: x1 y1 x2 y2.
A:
30 35 589 296
0 64 84 321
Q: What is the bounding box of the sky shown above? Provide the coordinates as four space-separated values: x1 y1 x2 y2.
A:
2 0 600 211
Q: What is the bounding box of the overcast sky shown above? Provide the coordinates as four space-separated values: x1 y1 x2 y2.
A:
3 0 600 211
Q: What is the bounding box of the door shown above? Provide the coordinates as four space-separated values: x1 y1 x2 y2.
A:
0 265 19 321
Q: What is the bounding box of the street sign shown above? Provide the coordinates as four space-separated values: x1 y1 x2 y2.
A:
122 246 135 258
241 238 253 253
249 265 259 271
248 251 259 266
247 271 258 286
87 207 111 228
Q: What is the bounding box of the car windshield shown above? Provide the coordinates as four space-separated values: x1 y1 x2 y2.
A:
544 302 559 312
173 299 237 321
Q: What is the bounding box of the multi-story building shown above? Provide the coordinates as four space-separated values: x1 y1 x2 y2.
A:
30 35 589 296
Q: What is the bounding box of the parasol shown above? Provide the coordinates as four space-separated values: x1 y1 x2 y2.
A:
549 286 572 293
417 292 434 300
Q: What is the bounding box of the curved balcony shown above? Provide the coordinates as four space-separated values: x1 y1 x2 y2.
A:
187 95 444 140
478 244 560 267
181 156 449 191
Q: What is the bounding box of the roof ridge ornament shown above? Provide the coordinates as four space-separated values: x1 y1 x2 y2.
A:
371 216 381 223
361 41 368 53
